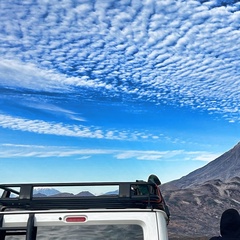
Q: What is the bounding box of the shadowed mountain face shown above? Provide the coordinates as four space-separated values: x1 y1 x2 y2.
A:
163 142 240 191
164 177 240 238
161 142 240 238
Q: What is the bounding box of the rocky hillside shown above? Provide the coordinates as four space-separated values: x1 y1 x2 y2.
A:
161 142 240 238
163 142 240 190
164 177 240 238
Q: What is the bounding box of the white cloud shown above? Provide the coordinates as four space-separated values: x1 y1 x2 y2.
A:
0 143 219 162
0 114 173 142
0 0 240 122
193 152 221 162
114 149 216 162
77 156 91 160
24 102 86 122
0 60 64 91
114 150 169 160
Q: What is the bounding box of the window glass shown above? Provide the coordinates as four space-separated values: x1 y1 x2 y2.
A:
5 236 25 240
37 225 143 240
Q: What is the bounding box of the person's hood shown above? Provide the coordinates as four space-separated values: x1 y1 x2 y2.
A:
220 209 240 238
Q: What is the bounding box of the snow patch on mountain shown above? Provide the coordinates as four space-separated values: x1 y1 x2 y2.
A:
33 187 61 196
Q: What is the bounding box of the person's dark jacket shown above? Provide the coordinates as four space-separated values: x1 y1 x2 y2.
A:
210 208 240 240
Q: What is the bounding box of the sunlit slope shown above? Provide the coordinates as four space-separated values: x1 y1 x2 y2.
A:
163 142 240 190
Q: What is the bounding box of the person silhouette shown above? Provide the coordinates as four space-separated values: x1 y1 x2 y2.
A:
210 208 240 240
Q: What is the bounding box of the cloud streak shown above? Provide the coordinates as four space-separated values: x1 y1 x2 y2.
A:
0 114 173 142
0 143 220 162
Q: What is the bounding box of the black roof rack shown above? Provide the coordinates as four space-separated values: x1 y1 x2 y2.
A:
0 179 170 218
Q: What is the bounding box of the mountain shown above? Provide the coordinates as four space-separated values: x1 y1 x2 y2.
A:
33 187 61 196
76 191 95 197
163 142 240 190
33 193 47 197
104 189 119 195
160 142 240 239
163 177 240 238
51 192 75 197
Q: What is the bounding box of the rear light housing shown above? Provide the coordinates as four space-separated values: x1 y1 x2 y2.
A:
64 215 87 223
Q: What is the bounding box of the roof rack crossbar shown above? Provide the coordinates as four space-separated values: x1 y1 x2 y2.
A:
0 181 156 188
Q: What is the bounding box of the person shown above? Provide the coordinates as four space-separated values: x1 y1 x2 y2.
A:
148 174 161 186
210 208 240 240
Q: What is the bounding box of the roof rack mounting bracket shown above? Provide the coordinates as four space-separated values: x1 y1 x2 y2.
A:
19 184 33 200
26 214 37 240
119 183 131 197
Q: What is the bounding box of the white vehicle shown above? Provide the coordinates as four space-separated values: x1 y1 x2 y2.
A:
0 175 169 240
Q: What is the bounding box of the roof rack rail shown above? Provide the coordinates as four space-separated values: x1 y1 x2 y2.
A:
0 177 170 218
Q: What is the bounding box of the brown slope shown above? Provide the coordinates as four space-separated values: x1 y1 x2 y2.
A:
163 177 240 238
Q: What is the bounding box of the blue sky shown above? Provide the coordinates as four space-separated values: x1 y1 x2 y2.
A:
0 0 240 186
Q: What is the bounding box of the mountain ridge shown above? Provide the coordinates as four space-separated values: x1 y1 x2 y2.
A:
33 187 61 196
162 142 240 191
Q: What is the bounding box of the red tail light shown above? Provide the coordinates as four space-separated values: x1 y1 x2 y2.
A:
65 216 87 222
